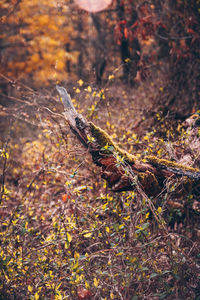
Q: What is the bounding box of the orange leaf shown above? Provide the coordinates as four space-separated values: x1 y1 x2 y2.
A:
62 194 68 202
187 28 195 34
124 27 128 39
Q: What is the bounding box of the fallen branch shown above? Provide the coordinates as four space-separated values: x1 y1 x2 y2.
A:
56 85 200 197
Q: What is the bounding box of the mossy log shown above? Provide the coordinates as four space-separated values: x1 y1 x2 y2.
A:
56 86 200 197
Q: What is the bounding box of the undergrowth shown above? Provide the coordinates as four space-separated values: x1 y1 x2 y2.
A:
0 81 199 299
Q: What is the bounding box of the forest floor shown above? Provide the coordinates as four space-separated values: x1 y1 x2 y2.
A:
0 74 200 299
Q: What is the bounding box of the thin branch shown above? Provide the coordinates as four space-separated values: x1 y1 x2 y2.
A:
0 73 35 92
155 32 193 41
0 93 35 105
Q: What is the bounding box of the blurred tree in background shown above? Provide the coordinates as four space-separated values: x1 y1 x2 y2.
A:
0 0 200 110
0 0 78 85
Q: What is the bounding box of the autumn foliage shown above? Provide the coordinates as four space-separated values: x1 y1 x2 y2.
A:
0 0 200 299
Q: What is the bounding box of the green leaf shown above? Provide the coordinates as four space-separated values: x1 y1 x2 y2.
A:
150 273 158 278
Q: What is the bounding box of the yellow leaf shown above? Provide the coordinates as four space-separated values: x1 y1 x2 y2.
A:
28 285 33 292
112 133 117 138
108 74 115 80
34 292 39 300
67 232 72 243
3 151 9 159
177 123 182 132
125 58 131 63
110 292 115 299
157 207 162 214
78 79 84 86
116 252 123 256
129 256 137 263
104 144 109 150
93 277 99 288
83 232 92 238
105 226 110 233
74 251 80 260
87 86 92 92
157 149 163 156
132 133 137 139
75 88 80 93
106 121 110 128
85 281 90 289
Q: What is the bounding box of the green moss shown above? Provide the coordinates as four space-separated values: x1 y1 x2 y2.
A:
146 156 199 172
89 122 136 163
89 122 200 180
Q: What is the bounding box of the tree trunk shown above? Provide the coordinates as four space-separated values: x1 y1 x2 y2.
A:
155 0 200 116
116 0 140 84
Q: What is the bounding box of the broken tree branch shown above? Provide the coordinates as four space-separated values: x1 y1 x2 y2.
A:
56 86 200 197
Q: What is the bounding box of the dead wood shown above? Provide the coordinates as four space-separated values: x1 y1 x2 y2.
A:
56 86 200 197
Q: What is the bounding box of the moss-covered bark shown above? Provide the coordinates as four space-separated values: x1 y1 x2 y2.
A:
89 122 136 164
57 86 200 198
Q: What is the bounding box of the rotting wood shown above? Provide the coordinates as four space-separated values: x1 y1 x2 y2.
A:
56 85 200 197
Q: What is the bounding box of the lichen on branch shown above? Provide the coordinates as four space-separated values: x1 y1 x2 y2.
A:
89 121 136 164
146 156 200 179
